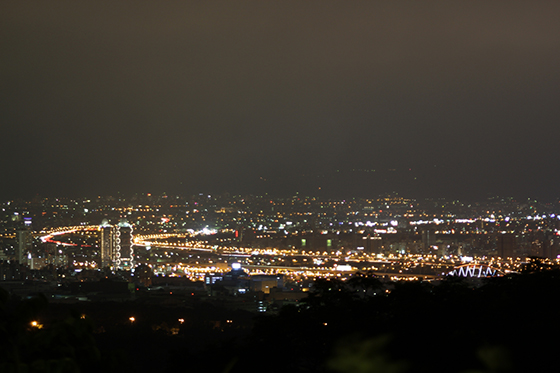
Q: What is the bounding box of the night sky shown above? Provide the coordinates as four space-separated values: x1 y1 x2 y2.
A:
2 1 560 201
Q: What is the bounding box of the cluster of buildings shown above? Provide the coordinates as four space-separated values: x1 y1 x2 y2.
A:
1 193 560 279
99 219 134 270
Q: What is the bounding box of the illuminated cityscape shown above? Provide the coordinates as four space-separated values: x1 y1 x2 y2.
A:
3 1 560 372
1 194 558 274
1 192 560 371
1 192 559 292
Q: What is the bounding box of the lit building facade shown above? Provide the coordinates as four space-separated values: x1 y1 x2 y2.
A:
100 219 113 268
98 219 134 270
115 220 133 270
16 228 32 264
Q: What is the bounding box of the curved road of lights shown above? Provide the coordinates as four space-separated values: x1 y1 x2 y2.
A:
38 225 513 279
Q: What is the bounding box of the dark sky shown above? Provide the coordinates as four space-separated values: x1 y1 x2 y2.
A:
2 1 560 201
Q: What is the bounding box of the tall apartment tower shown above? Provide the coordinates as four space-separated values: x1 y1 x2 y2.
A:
98 219 134 270
99 219 113 269
422 229 433 252
16 228 32 264
115 219 133 270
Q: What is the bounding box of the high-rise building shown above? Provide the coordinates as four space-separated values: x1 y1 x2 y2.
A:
98 219 134 270
16 228 32 264
422 229 433 252
99 219 113 269
115 219 133 270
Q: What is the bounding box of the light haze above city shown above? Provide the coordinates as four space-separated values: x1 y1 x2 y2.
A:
2 1 559 201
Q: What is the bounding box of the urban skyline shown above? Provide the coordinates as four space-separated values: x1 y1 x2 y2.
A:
1 190 559 372
2 2 560 372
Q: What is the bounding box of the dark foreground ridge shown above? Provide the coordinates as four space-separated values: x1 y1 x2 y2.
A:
1 265 559 373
